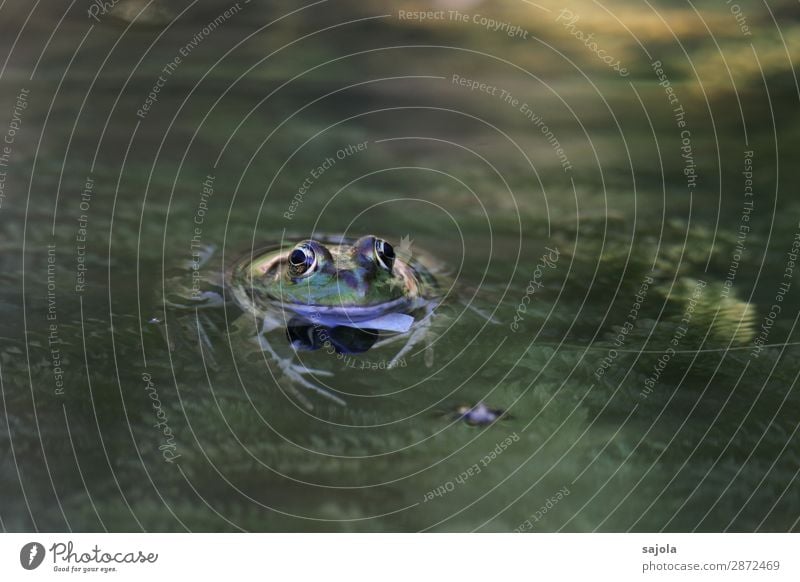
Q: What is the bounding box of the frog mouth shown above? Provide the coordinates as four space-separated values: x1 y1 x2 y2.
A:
281 297 418 332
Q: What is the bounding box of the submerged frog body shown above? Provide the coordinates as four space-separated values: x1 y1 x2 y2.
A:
162 234 444 408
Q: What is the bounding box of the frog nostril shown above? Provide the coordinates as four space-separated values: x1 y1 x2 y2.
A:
336 270 368 297
337 270 356 287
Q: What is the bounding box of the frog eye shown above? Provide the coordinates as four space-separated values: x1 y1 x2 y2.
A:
288 244 317 278
374 239 395 272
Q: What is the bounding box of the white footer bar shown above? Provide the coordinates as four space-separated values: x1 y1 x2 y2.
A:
1 533 797 581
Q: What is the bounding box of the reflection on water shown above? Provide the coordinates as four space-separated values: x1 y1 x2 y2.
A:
287 321 380 354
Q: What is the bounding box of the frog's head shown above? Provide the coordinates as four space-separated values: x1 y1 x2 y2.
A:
275 235 414 307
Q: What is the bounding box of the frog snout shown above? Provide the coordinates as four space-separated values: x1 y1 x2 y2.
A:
335 269 369 296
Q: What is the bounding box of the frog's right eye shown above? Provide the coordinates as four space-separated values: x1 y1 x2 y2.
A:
374 238 395 272
288 244 317 278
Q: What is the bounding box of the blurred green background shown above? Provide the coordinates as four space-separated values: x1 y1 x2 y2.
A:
0 0 798 531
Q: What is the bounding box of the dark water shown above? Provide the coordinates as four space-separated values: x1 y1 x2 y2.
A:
1 0 799 531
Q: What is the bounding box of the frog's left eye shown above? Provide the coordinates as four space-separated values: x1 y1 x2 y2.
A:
374 239 395 272
288 244 317 278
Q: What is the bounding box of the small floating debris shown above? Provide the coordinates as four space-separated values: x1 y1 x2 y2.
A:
455 402 506 426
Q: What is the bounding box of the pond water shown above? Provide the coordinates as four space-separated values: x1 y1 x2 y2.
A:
1 0 799 532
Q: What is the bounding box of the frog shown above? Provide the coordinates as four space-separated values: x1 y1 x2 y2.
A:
159 234 447 408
